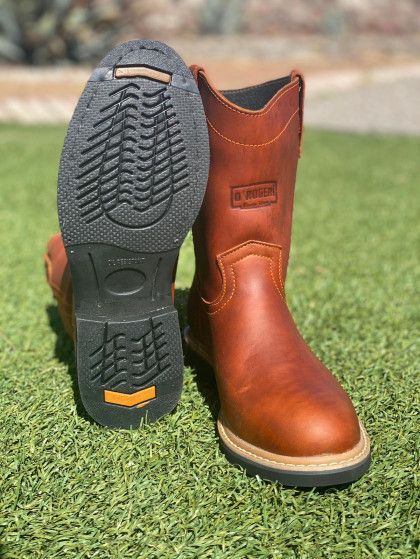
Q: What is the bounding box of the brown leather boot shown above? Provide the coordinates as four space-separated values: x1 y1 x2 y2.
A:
44 234 74 339
185 67 371 487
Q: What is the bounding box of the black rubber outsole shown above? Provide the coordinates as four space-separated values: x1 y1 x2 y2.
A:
219 439 371 488
57 40 209 428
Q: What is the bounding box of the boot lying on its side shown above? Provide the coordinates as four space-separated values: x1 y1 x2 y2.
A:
52 40 210 428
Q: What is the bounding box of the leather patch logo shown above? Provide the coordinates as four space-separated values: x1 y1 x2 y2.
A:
231 182 277 209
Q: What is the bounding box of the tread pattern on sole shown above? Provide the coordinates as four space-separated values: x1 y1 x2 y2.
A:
136 87 189 225
77 83 140 225
57 40 209 427
89 318 170 391
76 83 188 230
58 40 209 253
76 309 183 428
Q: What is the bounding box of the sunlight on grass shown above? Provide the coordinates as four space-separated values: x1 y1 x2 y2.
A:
0 124 418 558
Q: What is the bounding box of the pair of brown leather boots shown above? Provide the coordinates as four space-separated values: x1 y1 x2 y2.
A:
45 40 370 487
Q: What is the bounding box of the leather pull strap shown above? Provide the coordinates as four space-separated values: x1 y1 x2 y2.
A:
291 70 305 157
189 64 205 83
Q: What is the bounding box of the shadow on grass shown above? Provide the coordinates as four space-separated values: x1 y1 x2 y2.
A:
175 287 220 421
46 304 95 425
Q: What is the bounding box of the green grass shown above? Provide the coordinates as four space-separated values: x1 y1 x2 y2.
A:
0 124 418 559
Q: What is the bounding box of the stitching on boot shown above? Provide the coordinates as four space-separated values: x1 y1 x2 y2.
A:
200 240 273 306
206 256 283 315
206 242 284 315
206 108 299 148
207 267 237 315
200 257 228 306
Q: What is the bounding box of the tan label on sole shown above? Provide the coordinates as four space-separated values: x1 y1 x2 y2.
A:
114 66 171 83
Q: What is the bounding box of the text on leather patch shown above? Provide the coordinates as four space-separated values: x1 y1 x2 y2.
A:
231 182 277 209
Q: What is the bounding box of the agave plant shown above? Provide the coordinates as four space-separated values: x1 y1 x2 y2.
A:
0 0 128 64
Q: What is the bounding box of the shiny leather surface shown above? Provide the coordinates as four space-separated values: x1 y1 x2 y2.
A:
44 234 74 338
188 67 362 457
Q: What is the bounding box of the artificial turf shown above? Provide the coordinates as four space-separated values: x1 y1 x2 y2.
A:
0 124 418 558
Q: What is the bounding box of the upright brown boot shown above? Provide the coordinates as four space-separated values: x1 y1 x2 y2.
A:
185 67 371 486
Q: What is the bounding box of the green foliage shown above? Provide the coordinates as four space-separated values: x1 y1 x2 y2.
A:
0 0 126 64
0 125 418 558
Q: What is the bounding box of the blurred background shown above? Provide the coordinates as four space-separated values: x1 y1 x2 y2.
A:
0 0 419 134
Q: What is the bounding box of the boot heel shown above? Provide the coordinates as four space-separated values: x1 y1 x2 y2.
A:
75 310 183 428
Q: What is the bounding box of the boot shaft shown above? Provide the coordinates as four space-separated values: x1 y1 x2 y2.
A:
191 67 304 301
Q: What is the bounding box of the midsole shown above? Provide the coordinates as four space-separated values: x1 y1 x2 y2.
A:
218 417 370 472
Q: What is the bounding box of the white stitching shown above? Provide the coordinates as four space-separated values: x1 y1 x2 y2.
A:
206 108 299 148
207 244 284 314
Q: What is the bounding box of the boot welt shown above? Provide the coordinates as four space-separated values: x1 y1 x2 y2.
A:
184 326 371 487
218 416 371 487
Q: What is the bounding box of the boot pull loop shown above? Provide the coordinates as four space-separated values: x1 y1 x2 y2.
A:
190 64 206 83
291 70 305 157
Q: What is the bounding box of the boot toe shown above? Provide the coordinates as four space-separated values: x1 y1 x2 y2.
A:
287 404 362 457
234 393 363 458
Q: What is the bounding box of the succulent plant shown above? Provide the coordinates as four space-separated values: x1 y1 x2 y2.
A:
0 0 128 64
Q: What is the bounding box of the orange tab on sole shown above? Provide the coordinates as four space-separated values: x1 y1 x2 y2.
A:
104 386 156 407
